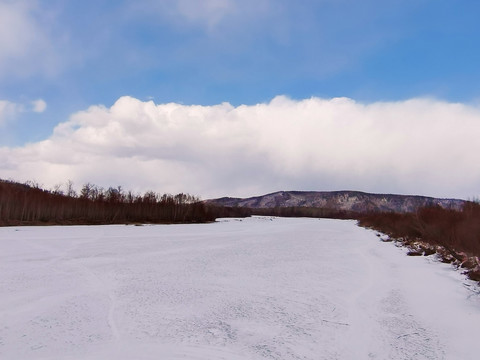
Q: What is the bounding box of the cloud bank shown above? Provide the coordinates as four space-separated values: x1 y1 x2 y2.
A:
1 96 479 199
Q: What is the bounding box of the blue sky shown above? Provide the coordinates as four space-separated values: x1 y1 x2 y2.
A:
1 0 480 198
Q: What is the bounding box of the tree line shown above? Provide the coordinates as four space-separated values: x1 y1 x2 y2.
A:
358 202 480 281
0 179 215 225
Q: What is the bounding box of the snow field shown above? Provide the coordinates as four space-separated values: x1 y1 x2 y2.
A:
0 217 479 359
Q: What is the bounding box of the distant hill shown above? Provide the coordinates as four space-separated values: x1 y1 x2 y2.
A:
206 191 465 214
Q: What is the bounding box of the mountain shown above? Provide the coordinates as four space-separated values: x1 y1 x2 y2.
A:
206 191 465 214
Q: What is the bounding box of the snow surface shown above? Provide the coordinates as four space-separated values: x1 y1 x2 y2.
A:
1 217 479 360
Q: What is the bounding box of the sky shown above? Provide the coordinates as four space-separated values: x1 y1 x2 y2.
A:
1 0 480 200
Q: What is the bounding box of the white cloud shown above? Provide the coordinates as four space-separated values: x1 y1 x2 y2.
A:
1 95 480 199
32 99 47 113
0 98 47 127
175 0 235 29
0 100 19 125
136 0 272 32
0 1 34 58
0 0 57 78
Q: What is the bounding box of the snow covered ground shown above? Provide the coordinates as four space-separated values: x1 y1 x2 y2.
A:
1 217 479 360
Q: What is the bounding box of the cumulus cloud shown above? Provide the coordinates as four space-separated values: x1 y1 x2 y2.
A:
31 99 47 113
1 96 480 199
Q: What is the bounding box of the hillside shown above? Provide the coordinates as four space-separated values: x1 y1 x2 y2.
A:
207 190 465 214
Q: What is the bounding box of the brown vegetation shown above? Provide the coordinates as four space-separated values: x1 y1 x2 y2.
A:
358 202 480 282
0 179 215 225
201 205 357 220
249 206 355 219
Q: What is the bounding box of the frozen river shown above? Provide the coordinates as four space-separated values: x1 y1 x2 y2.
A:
1 217 479 359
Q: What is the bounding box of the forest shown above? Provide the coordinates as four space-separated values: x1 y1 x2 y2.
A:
0 179 215 225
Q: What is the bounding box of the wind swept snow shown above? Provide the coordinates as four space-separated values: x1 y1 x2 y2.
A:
1 217 479 359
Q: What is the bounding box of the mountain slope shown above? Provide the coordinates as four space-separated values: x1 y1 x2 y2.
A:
207 190 465 213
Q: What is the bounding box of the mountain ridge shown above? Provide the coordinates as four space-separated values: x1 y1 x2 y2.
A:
206 190 465 214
